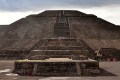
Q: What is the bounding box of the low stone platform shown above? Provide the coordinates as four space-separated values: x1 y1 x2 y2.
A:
13 58 100 76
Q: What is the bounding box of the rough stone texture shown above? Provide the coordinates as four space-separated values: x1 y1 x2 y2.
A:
0 61 120 80
84 39 120 50
0 10 119 78
0 10 120 51
13 59 99 76
0 10 120 49
11 10 101 76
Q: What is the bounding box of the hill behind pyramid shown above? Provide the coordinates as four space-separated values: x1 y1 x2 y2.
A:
0 10 120 51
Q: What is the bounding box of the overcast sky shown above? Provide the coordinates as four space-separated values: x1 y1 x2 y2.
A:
0 0 120 25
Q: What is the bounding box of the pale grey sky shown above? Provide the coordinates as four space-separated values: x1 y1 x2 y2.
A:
0 0 120 25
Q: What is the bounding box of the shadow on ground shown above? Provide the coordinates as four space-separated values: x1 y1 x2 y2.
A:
99 68 117 76
17 68 117 77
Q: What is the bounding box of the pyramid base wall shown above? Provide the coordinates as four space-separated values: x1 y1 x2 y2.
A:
13 60 100 76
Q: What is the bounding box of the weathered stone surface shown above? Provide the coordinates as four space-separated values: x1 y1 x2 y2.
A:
13 59 99 76
12 10 101 76
0 10 120 76
0 10 120 51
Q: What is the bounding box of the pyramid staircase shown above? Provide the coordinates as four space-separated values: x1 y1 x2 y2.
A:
13 11 100 76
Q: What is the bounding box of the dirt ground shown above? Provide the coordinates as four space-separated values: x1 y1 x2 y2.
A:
0 60 120 80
